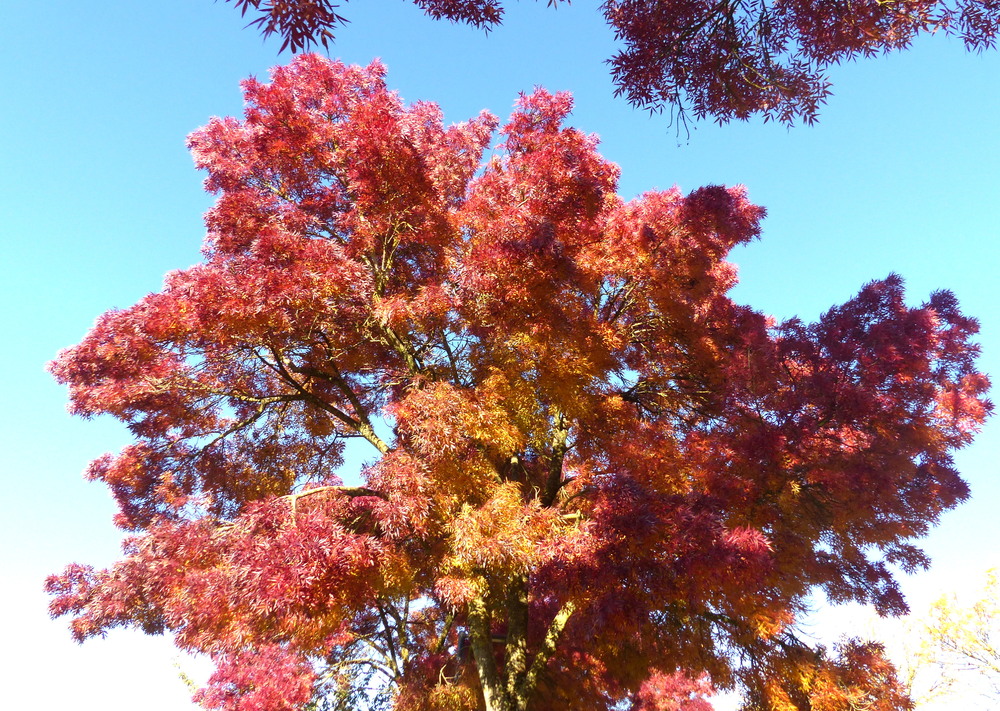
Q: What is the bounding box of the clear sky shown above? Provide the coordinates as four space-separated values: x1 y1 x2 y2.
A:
1 1 998 708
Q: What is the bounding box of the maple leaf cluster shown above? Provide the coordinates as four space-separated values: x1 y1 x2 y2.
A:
220 0 1000 123
48 56 990 711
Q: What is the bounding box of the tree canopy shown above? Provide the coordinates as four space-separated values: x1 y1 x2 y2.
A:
222 0 1000 124
47 56 990 711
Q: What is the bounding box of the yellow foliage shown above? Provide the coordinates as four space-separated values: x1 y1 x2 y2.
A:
897 568 1000 707
448 482 561 577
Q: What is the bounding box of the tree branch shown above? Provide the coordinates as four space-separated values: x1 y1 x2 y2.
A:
468 596 512 711
376 600 402 679
292 357 390 455
378 320 427 376
504 575 530 701
262 349 391 454
325 657 397 682
434 610 456 655
439 328 464 385
541 409 569 507
516 599 577 709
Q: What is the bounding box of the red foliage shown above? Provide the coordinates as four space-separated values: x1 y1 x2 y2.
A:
220 0 1000 123
195 646 316 711
48 56 989 711
631 671 715 711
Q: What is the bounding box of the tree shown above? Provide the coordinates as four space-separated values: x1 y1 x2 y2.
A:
46 55 990 711
894 568 1000 707
221 0 1000 124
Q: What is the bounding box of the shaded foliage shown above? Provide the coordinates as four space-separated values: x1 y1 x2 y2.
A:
221 0 1000 123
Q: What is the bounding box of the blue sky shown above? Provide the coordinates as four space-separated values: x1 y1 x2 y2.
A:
2 1 998 708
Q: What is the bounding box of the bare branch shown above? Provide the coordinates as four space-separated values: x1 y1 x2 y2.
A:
439 328 464 385
263 349 392 454
376 600 402 679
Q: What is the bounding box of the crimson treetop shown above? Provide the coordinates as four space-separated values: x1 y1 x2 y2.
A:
223 0 1000 123
48 56 989 711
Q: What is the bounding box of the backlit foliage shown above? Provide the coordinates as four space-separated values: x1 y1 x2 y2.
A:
48 56 990 711
896 568 1000 706
220 0 1000 123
